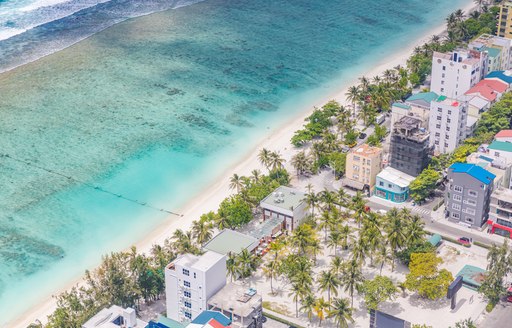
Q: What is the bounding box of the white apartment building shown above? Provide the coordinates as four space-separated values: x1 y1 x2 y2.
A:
82 305 147 328
431 49 487 98
165 251 227 324
429 95 468 154
469 34 512 74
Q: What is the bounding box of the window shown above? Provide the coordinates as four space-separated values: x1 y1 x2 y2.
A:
353 165 359 171
437 116 442 121
379 181 384 186
465 208 476 215
465 217 473 223
441 80 444 85
451 212 460 219
184 281 191 288
436 124 441 129
182 269 190 276
445 135 450 140
454 185 463 193
442 65 446 71
441 87 445 93
447 118 451 123
184 301 192 308
446 127 450 132
437 108 442 113
435 140 440 145
444 143 449 148
435 132 440 137
367 160 371 165
353 156 360 161
468 190 478 197
448 110 452 115
466 199 476 206
184 291 191 298
193 272 196 279
452 203 461 211
442 73 445 78
453 194 462 202
388 184 393 188
185 312 192 319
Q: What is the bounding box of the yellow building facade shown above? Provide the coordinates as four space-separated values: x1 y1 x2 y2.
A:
497 2 512 38
343 143 382 192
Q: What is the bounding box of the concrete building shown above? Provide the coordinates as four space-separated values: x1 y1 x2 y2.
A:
82 305 147 328
466 150 511 189
390 91 437 127
497 2 512 38
466 95 490 118
260 186 306 231
207 283 263 328
165 251 227 323
389 116 431 177
488 140 512 163
374 166 415 203
488 188 512 238
429 95 468 154
431 50 487 98
464 78 508 103
445 163 495 228
469 34 512 74
495 130 512 143
342 143 383 192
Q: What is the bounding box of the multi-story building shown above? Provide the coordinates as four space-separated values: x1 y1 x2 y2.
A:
260 186 307 231
445 163 495 228
469 34 512 74
374 166 415 203
497 2 512 38
495 129 512 143
343 143 383 192
390 92 437 127
488 188 512 238
429 95 468 154
466 150 511 189
207 283 263 328
464 78 508 104
165 251 227 323
82 305 147 328
389 116 431 177
431 50 487 98
487 140 512 163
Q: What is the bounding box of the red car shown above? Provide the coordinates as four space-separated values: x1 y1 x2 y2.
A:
457 237 472 247
507 286 512 303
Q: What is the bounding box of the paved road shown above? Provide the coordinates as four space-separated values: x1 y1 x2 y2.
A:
264 317 289 328
478 301 512 327
366 199 505 247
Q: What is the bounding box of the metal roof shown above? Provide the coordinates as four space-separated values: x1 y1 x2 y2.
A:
449 163 496 185
486 70 512 84
203 229 258 255
488 140 512 152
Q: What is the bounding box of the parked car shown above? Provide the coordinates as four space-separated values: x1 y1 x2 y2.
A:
457 237 472 247
507 285 512 303
375 113 386 125
359 132 367 139
341 145 350 153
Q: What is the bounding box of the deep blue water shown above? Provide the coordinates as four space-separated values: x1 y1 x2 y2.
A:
0 0 469 324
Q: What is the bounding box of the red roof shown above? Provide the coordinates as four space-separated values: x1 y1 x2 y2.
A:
495 130 512 138
465 79 508 101
207 319 229 328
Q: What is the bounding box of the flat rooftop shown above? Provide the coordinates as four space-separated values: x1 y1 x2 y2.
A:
492 188 512 203
377 167 415 188
203 229 258 255
237 215 284 240
207 283 262 318
82 305 147 328
170 250 225 271
392 116 429 142
352 143 382 157
260 186 305 212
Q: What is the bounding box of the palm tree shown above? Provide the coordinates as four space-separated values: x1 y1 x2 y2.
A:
350 192 368 228
258 148 272 171
405 214 426 247
172 229 197 254
226 253 238 282
304 190 320 217
237 249 256 278
291 151 311 178
337 188 349 209
269 151 285 171
314 297 330 326
290 224 315 255
339 224 353 250
328 297 354 328
320 189 337 211
327 230 343 256
318 270 340 302
318 211 334 242
330 256 344 276
375 242 393 275
289 281 307 317
351 236 368 266
345 86 360 118
300 293 317 323
250 169 261 182
341 259 364 307
191 219 213 246
263 260 280 295
229 173 243 193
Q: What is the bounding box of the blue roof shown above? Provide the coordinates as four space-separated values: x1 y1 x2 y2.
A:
406 92 438 103
392 102 411 109
486 71 512 84
449 163 496 185
191 311 231 326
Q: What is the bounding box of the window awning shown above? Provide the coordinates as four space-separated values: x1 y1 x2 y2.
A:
341 178 365 190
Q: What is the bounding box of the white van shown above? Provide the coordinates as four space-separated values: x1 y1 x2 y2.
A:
375 114 385 125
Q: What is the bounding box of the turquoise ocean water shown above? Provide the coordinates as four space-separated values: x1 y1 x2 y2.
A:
0 0 469 324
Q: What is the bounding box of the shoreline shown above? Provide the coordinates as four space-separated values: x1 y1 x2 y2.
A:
10 0 476 326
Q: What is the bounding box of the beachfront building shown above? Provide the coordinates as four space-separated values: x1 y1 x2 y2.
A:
469 34 512 74
374 166 415 203
342 143 382 193
495 130 512 143
464 78 508 104
429 95 468 154
488 188 512 238
431 50 487 98
165 251 227 323
445 163 495 228
497 2 512 38
203 229 258 255
82 305 147 328
207 283 263 328
259 186 306 231
389 116 431 177
390 91 437 127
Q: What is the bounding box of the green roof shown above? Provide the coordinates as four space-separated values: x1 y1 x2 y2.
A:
155 316 186 328
203 229 258 255
456 265 487 289
392 102 411 109
406 91 439 103
436 95 447 102
488 140 512 152
483 46 501 58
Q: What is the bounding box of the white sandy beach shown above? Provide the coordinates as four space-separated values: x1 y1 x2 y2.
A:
11 1 476 327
